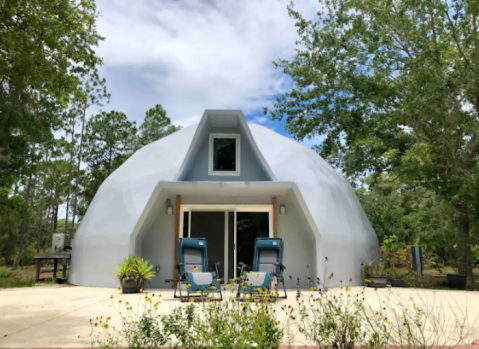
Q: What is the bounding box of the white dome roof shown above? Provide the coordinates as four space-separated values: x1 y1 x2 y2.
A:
70 110 378 288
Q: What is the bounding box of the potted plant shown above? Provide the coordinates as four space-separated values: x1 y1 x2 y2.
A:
446 260 466 290
116 256 155 294
362 258 387 288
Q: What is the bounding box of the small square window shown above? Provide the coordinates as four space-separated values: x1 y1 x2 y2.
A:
209 134 240 176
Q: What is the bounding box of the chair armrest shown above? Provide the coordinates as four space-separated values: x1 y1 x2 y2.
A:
274 262 286 271
237 262 252 270
209 262 221 273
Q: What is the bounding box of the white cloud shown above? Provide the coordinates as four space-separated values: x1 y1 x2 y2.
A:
94 0 322 127
251 116 269 125
300 134 326 149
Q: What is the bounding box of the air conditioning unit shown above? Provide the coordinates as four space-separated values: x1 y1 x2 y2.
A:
52 234 71 253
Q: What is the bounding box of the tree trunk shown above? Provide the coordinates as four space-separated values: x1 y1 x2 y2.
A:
53 202 59 233
71 106 87 235
5 229 13 265
107 146 112 176
453 200 474 286
64 119 76 235
37 149 49 253
43 204 52 253
12 170 34 270
436 196 447 264
0 218 3 260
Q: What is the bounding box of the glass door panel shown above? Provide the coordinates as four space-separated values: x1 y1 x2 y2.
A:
190 211 225 280
235 212 270 275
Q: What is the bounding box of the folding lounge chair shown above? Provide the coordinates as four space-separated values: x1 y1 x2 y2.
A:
165 237 222 302
237 237 287 300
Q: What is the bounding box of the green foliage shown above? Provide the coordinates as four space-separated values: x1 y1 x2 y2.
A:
471 245 479 265
135 104 182 150
161 296 283 349
85 110 137 176
0 278 35 288
115 256 155 289
0 266 12 278
269 0 479 282
90 288 283 349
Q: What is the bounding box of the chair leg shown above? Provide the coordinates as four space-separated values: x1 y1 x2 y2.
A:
281 276 288 299
174 280 179 299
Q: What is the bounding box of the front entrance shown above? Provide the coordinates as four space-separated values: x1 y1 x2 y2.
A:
180 205 273 283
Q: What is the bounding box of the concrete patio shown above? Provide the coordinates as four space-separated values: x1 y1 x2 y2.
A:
1 285 479 348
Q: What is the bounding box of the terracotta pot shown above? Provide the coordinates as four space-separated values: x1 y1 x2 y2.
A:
367 275 388 288
121 279 140 294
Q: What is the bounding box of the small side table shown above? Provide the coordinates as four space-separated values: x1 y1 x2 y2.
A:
34 252 71 282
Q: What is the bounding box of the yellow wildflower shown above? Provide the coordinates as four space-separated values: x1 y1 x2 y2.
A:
189 297 195 302
194 267 199 271
197 290 201 294
310 287 317 291
365 279 371 283
210 286 216 290
110 295 114 299
187 284 191 288
118 300 122 304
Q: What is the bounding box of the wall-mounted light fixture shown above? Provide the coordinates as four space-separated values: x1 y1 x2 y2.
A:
279 204 286 215
166 199 174 215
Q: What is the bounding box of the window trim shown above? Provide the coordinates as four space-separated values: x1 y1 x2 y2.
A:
208 133 241 176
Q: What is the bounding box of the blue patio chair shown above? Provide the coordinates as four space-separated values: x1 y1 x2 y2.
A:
237 237 287 300
165 237 222 302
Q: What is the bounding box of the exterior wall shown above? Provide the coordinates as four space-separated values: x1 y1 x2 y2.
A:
139 195 176 289
182 127 270 182
138 191 316 289
277 192 317 289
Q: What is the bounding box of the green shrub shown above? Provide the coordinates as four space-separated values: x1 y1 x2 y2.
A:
0 278 35 288
0 266 12 278
88 285 283 349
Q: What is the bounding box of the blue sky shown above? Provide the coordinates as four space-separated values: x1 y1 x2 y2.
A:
92 0 324 148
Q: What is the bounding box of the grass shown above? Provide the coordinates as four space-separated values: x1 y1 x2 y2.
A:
0 277 35 288
0 265 70 289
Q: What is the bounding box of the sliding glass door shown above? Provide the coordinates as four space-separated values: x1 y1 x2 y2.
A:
189 212 225 279
180 205 273 283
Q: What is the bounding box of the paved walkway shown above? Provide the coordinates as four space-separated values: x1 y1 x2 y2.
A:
1 286 479 348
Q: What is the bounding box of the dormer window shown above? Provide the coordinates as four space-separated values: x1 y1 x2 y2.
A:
209 134 241 176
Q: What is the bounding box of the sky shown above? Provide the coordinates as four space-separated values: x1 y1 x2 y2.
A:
92 0 325 148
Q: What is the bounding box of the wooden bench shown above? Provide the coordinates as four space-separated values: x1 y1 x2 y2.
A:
34 252 71 282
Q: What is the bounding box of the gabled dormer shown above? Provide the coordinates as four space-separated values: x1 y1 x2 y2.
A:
176 110 274 182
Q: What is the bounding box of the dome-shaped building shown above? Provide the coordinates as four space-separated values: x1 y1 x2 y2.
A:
69 110 378 288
